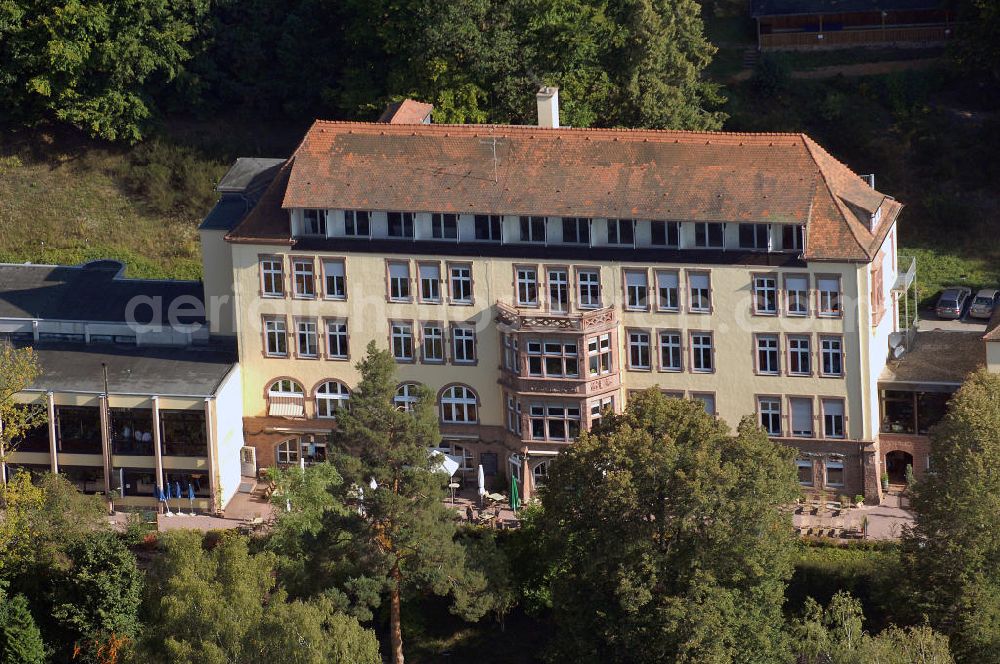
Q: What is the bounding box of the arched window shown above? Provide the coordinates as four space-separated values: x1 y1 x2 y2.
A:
441 385 478 423
316 381 350 418
268 379 305 417
394 383 421 412
532 460 550 486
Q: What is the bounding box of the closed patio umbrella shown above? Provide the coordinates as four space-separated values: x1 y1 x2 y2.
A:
477 465 486 508
187 483 196 516
510 475 520 512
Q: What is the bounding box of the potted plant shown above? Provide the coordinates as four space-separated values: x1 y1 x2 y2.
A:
881 471 890 492
854 494 865 507
215 492 225 518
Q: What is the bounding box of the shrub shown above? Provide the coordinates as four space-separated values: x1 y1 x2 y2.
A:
751 55 791 98
115 139 223 217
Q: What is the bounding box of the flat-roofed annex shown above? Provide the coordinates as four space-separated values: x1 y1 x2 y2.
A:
226 121 902 262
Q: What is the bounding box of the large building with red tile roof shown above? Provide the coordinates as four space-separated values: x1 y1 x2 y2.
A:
202 90 913 503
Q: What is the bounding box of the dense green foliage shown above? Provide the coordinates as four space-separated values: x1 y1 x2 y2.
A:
138 531 380 664
0 0 209 142
901 370 1000 662
791 591 954 664
0 592 46 664
539 390 800 662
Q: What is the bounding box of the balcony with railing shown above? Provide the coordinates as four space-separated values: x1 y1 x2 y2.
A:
495 301 617 333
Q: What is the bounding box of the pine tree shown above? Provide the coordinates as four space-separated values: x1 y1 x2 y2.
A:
0 593 46 664
317 342 487 664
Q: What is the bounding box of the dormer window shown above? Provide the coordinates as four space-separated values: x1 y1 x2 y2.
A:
303 209 327 236
345 210 370 237
870 205 882 230
783 225 804 252
650 221 679 247
695 222 724 248
520 216 546 243
388 212 414 238
739 224 770 251
432 213 458 239
607 219 635 245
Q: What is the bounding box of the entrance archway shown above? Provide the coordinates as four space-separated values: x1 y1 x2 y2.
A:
885 450 914 485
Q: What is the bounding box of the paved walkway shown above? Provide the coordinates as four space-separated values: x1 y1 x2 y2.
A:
109 479 276 533
792 494 914 541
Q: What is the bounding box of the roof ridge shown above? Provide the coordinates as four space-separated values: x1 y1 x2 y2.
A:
307 119 809 141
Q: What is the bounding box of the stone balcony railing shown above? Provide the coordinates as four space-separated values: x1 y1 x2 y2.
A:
498 370 621 397
495 301 617 333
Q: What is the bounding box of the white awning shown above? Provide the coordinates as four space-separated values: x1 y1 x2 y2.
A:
269 401 304 417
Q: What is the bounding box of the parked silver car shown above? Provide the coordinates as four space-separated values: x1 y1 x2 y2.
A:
934 287 971 319
969 288 1000 320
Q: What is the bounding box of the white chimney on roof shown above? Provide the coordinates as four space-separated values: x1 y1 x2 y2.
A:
536 86 559 129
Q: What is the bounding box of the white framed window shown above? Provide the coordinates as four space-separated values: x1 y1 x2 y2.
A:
790 397 814 438
526 338 578 378
589 396 614 429
625 270 648 310
788 336 811 375
431 213 458 239
323 259 346 299
739 223 771 250
756 335 780 375
452 326 476 364
516 267 539 306
451 443 474 473
395 383 421 412
650 220 679 247
474 214 502 241
562 217 590 244
387 212 414 238
519 216 546 242
607 218 634 245
628 330 651 370
822 399 846 439
326 320 348 359
825 460 845 487
506 394 522 434
785 275 809 316
588 333 612 376
691 332 713 373
315 381 350 418
797 459 813 485
820 336 844 376
391 322 414 361
656 270 680 311
295 319 318 358
689 272 711 312
502 334 518 372
268 379 304 418
292 259 316 298
261 256 284 297
695 222 724 248
753 275 778 314
548 268 569 312
388 262 410 301
577 269 601 308
818 277 842 317
303 209 327 236
758 397 782 436
264 317 287 357
441 385 478 423
344 210 370 236
529 404 580 441
449 264 473 303
422 324 444 362
276 439 300 464
658 331 682 371
419 263 441 302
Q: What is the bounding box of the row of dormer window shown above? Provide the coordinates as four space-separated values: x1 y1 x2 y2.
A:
294 209 805 252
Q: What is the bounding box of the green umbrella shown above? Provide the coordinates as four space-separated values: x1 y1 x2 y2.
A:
510 474 520 512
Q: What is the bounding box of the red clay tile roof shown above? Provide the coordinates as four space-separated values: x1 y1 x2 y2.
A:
227 121 902 261
377 99 434 124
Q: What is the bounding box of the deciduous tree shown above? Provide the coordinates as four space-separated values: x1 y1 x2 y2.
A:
0 343 43 471
901 369 1000 661
0 592 46 664
540 390 799 663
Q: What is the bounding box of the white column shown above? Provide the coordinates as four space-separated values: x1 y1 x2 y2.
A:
151 396 164 491
204 397 219 512
47 392 58 473
99 395 112 496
